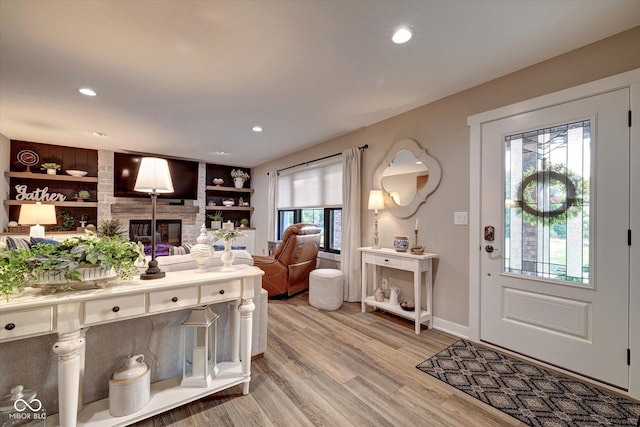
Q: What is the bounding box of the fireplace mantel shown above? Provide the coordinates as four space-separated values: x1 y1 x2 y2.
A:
111 202 199 215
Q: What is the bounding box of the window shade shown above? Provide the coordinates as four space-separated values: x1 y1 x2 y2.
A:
277 159 342 209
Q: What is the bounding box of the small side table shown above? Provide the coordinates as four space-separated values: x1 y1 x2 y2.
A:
359 247 439 335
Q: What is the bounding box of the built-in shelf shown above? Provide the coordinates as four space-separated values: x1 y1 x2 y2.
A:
205 206 254 212
205 185 254 194
4 171 98 183
3 200 98 207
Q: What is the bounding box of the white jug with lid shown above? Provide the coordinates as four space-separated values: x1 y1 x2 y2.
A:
109 354 150 417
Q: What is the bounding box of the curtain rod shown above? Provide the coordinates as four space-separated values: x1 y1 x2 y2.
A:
275 144 368 174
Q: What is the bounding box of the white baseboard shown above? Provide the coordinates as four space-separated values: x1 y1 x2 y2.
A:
432 316 469 339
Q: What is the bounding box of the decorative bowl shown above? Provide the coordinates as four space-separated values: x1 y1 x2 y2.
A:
213 178 224 186
66 170 88 177
222 199 234 207
400 301 415 311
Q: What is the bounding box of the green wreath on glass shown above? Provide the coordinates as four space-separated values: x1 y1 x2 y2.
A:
514 165 588 227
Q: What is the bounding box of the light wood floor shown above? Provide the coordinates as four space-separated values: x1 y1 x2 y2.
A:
134 293 526 426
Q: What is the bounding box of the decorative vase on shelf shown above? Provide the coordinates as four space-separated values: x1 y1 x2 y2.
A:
233 178 245 189
47 168 57 175
220 240 234 270
394 236 409 252
374 286 385 302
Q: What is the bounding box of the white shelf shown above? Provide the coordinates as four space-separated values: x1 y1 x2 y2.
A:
364 296 431 324
47 362 245 427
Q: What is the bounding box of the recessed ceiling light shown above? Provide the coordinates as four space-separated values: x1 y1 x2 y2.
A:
91 131 107 137
392 27 412 44
252 126 263 132
211 151 229 156
79 87 97 97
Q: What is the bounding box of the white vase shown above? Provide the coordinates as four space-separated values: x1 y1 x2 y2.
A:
220 240 234 270
47 169 56 175
211 220 221 229
233 178 245 189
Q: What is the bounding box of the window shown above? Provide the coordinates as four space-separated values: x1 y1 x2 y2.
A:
504 120 591 284
276 158 342 254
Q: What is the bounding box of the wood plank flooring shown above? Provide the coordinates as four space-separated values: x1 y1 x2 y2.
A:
133 293 527 426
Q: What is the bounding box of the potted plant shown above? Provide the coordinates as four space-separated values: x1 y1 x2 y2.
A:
0 233 145 299
240 218 249 228
207 211 223 229
230 169 250 189
41 162 61 175
98 219 127 238
75 189 90 201
213 228 245 269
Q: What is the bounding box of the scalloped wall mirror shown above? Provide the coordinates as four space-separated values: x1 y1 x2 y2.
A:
372 138 442 218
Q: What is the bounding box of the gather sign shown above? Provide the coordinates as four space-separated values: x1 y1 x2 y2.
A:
14 184 67 202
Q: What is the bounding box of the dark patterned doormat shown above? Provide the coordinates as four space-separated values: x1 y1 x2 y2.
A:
416 340 640 426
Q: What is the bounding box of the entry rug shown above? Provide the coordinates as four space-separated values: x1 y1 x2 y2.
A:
416 340 640 426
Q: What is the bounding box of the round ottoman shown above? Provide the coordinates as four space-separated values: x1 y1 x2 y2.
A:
309 269 344 310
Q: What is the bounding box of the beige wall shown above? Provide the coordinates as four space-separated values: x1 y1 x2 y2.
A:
252 26 640 328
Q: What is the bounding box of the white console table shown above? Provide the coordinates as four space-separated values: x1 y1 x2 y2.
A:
0 265 263 427
359 247 438 335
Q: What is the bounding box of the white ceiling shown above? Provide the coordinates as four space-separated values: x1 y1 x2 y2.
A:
1 1 639 168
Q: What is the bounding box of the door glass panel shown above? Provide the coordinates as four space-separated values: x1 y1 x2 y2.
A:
504 120 590 285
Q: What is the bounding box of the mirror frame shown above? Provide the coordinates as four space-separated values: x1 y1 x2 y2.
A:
373 138 442 218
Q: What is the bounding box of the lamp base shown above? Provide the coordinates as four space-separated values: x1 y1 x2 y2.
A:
140 259 165 280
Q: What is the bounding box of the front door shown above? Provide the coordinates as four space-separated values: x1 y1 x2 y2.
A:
480 89 630 388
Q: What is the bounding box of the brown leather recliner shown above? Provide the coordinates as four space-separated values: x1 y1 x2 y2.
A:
252 223 321 298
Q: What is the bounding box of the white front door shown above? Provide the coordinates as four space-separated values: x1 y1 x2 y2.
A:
480 89 630 388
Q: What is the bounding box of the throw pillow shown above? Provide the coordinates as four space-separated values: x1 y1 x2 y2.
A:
30 237 61 246
6 236 32 251
169 244 192 256
213 245 246 251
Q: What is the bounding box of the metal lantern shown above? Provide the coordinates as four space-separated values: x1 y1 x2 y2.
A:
181 306 219 388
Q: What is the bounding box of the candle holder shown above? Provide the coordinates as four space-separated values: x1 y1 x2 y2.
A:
410 228 424 255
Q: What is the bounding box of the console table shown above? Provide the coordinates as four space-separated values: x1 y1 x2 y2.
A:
359 247 438 335
0 265 263 427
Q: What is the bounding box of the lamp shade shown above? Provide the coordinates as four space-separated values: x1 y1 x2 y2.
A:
134 157 174 194
368 190 385 210
18 203 57 225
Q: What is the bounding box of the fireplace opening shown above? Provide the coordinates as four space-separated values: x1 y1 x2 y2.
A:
130 219 181 257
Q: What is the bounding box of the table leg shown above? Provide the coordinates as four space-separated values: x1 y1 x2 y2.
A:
52 330 84 427
238 297 255 395
228 302 239 362
361 255 367 313
414 267 421 335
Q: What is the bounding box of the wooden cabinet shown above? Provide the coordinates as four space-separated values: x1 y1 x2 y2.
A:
204 164 253 228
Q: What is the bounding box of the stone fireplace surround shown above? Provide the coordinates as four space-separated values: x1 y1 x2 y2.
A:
97 150 207 245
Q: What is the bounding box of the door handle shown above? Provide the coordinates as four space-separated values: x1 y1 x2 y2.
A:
485 245 499 253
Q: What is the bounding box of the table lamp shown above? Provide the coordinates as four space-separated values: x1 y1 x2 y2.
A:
18 202 57 238
368 190 385 249
134 157 174 279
